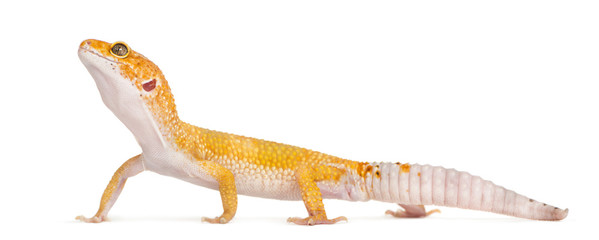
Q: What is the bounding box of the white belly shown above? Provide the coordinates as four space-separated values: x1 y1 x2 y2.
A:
141 147 303 200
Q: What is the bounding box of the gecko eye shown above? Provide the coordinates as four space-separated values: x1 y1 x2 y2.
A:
110 41 130 58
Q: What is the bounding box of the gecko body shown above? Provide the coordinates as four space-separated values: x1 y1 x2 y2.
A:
77 39 568 225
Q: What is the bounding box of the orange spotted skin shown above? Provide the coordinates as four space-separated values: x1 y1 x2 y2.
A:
175 123 355 181
400 163 410 173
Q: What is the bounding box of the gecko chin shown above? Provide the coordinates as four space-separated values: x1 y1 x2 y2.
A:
78 49 137 112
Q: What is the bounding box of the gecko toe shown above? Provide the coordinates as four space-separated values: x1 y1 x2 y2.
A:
76 215 104 223
386 204 440 218
287 215 347 225
201 216 230 224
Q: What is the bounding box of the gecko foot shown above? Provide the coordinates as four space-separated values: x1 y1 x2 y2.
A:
201 216 231 224
75 215 105 223
385 204 440 218
287 215 347 225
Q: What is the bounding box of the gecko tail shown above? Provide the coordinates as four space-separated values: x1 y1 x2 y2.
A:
364 162 568 221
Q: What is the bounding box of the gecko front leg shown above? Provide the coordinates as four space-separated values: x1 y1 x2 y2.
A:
196 161 238 224
287 165 347 225
76 154 144 223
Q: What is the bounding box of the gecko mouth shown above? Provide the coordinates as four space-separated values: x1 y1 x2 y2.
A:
79 47 122 65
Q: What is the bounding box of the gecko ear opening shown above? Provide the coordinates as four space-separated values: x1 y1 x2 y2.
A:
142 79 157 92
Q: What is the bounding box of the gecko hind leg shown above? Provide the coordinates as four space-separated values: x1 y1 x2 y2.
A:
195 161 238 224
385 204 440 218
287 166 347 225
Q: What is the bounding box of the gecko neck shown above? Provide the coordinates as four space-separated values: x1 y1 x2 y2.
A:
141 112 205 160
141 94 208 160
115 100 181 155
134 82 192 155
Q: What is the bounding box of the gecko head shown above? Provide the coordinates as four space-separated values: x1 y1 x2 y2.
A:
78 39 179 131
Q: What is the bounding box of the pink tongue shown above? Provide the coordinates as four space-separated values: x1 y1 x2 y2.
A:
143 79 156 92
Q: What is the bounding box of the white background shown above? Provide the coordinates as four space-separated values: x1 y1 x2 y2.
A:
0 0 597 239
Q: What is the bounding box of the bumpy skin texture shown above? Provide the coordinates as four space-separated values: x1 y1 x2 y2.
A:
77 39 568 225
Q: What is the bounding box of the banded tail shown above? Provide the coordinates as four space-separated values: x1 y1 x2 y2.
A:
362 162 568 220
